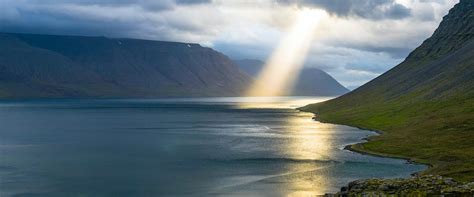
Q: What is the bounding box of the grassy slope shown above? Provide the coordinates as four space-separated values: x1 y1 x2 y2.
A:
301 1 474 182
302 94 474 181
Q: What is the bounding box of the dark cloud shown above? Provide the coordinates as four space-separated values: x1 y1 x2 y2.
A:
323 40 412 59
176 0 211 5
3 0 210 13
0 8 141 38
278 0 411 20
6 0 157 10
0 0 455 87
0 0 217 41
350 45 411 59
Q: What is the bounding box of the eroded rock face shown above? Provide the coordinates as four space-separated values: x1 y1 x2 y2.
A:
332 175 474 196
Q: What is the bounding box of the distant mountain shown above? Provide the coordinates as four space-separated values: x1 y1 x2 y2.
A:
233 59 349 96
346 85 360 91
302 0 474 181
0 33 252 98
233 59 264 77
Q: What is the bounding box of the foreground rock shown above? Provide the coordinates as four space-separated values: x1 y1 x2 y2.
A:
329 175 474 196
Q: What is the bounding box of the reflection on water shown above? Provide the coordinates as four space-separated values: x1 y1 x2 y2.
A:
236 96 332 109
283 113 333 196
283 113 334 160
0 97 425 196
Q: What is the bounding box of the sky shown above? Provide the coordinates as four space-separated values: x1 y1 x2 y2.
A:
0 0 458 87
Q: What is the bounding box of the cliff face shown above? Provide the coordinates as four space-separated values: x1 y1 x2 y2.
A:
351 0 474 100
0 33 252 98
233 59 349 96
301 0 474 181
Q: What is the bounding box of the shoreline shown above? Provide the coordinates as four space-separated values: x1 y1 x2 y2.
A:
309 114 431 168
304 113 474 195
304 111 435 192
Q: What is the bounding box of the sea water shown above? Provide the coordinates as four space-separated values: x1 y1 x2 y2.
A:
0 97 425 196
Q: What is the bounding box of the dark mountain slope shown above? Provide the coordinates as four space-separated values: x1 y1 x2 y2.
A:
233 59 263 77
233 59 349 96
292 68 349 96
301 0 474 181
0 33 252 98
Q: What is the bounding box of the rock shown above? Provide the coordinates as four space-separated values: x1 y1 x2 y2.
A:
332 175 474 195
340 186 348 192
444 178 456 185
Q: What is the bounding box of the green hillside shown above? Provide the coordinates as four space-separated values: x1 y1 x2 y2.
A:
301 0 474 182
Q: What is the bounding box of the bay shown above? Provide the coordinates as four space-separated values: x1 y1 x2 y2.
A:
0 97 425 196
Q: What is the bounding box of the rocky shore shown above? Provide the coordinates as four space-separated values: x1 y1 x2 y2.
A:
327 175 474 196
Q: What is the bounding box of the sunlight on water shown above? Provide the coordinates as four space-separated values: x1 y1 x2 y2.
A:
236 96 332 109
236 97 339 195
283 111 335 196
284 113 335 160
0 97 426 196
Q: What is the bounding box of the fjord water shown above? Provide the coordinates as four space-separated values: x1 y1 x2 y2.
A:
0 97 425 196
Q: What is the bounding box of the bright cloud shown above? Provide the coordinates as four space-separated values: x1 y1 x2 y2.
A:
0 0 459 87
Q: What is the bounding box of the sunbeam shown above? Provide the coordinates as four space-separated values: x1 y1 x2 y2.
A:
245 9 327 97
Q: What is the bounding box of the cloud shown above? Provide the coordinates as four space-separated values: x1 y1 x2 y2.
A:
0 0 459 87
0 0 221 41
277 0 411 20
176 0 211 5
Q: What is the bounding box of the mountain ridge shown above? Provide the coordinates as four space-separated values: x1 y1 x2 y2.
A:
301 0 474 181
0 32 252 98
233 59 349 96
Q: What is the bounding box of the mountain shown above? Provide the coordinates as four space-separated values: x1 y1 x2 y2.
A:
346 85 360 91
301 0 474 181
233 59 264 77
0 33 252 98
233 59 349 96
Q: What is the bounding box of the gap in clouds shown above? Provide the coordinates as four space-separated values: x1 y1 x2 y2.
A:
0 0 459 87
